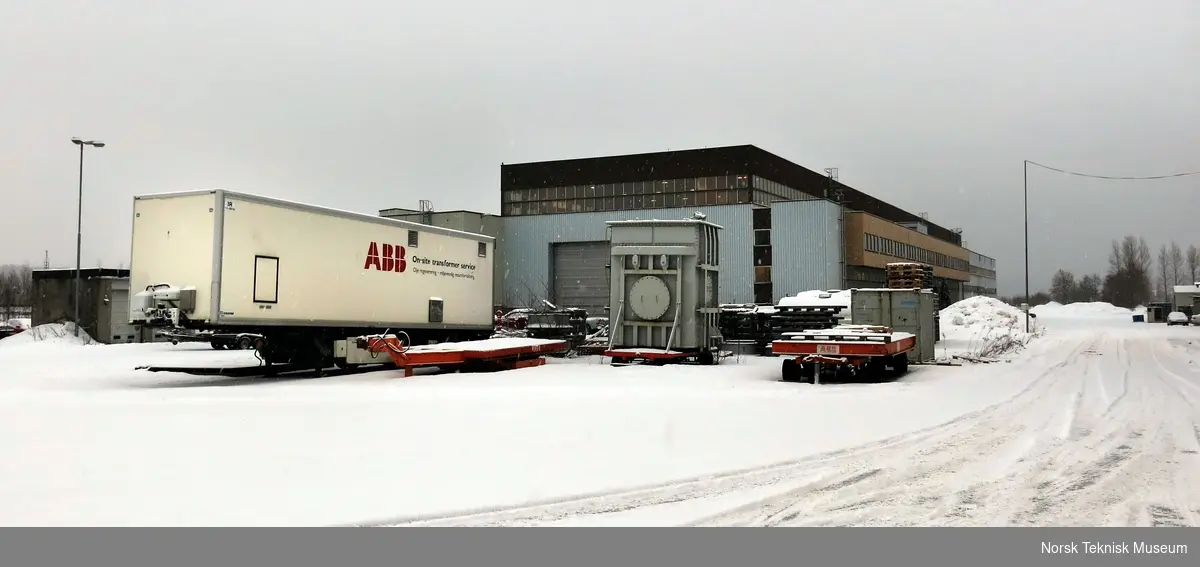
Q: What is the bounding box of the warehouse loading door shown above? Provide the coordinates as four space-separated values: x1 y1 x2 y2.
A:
552 241 610 317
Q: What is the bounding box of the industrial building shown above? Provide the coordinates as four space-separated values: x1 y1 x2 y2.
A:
381 144 996 315
964 251 998 299
31 268 141 344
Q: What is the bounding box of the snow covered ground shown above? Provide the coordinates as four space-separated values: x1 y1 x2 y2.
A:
1 309 1198 527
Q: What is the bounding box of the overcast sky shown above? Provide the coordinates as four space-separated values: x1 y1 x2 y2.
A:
2 0 1197 295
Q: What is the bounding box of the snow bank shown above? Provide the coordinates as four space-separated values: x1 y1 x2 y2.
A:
938 297 1041 358
0 323 96 348
1030 301 1132 318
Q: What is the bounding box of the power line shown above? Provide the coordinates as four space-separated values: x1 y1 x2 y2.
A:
1026 160 1200 180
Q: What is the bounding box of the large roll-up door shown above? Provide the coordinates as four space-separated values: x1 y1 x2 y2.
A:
552 241 610 317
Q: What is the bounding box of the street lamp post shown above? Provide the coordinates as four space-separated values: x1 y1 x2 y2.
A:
1024 159 1029 334
71 137 105 338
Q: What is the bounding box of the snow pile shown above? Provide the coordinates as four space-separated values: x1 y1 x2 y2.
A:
0 323 96 347
1030 302 1132 318
939 297 1041 359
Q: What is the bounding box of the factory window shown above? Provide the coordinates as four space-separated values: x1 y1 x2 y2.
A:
478 242 487 258
754 282 773 305
755 266 772 284
754 245 772 267
755 229 771 246
408 230 419 248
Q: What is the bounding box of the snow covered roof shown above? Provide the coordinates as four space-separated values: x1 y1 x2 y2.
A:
1172 284 1200 294
777 289 851 308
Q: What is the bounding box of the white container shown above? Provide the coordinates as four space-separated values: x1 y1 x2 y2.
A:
129 190 495 363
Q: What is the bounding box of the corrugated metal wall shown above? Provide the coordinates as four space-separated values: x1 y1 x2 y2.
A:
769 199 843 301
498 204 755 306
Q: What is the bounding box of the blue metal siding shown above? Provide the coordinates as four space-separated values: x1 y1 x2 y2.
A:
769 199 843 301
498 205 755 306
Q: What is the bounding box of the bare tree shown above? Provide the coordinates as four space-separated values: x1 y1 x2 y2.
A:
1169 241 1185 285
1049 269 1077 303
1157 244 1170 300
1188 244 1200 284
1103 236 1153 308
0 264 33 320
1078 274 1102 302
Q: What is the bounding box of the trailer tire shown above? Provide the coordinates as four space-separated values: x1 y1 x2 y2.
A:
781 358 797 382
237 336 254 350
697 349 716 366
210 341 225 350
891 353 909 377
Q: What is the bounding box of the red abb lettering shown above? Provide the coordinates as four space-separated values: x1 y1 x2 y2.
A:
363 241 407 273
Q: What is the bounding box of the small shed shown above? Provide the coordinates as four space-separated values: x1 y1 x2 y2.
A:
31 268 141 344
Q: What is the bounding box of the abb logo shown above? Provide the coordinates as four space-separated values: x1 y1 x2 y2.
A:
364 241 407 273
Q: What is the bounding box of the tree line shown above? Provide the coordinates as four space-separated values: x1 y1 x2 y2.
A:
1008 238 1199 310
0 263 34 320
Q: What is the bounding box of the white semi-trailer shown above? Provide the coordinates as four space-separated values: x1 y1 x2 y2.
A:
129 190 495 369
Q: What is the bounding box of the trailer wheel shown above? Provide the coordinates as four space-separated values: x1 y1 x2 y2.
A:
236 336 254 350
781 358 797 382
865 357 889 383
210 341 225 350
891 353 909 377
697 349 716 366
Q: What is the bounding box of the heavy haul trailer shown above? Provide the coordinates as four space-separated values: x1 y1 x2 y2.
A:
128 190 496 370
771 326 915 384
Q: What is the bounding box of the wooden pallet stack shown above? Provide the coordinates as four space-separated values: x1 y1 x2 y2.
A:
886 262 933 289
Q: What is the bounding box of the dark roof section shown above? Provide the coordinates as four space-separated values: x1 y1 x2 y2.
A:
501 144 962 246
33 268 130 280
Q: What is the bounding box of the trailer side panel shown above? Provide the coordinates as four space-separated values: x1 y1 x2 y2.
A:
217 194 494 330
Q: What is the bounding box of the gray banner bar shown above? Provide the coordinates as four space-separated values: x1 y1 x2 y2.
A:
0 527 1194 567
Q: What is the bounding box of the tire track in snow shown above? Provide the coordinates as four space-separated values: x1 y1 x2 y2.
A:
699 337 1101 527
365 332 1200 527
359 337 1090 527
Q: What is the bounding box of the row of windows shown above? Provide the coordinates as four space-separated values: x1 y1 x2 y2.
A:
970 255 997 270
964 285 998 296
502 175 751 204
969 266 997 279
752 176 811 202
864 233 969 272
501 189 753 216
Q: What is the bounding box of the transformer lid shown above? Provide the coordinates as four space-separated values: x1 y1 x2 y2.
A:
629 276 671 320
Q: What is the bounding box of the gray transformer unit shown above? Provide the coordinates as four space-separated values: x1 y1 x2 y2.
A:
605 215 723 364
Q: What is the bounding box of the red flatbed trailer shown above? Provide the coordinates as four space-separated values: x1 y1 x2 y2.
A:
358 335 569 377
771 326 915 384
